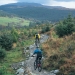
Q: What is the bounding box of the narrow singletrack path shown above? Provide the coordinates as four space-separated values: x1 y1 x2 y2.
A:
26 34 56 75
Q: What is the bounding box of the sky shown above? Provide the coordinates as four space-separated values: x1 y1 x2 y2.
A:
0 0 75 9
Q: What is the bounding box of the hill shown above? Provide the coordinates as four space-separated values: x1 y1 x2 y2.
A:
0 16 30 29
42 31 75 75
0 10 15 17
0 2 75 22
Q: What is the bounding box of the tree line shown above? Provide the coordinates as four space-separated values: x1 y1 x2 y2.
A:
0 5 75 22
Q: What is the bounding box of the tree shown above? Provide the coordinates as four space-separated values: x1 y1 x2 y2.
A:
55 15 74 37
45 26 50 32
0 34 13 50
11 28 18 42
41 26 50 33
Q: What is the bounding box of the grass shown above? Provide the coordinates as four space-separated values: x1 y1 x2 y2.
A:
6 49 24 62
0 37 34 75
0 16 30 26
0 47 24 75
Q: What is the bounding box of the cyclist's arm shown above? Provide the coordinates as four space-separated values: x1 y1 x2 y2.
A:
33 51 37 54
31 51 37 57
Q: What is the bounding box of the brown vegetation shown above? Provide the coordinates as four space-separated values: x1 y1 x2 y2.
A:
42 30 75 75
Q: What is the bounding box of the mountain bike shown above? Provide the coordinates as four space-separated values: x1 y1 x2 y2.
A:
35 39 40 47
34 57 42 72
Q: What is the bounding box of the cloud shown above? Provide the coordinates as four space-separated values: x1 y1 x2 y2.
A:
19 0 75 9
0 0 17 5
0 0 75 9
0 0 50 6
55 0 74 2
18 0 50 4
43 0 75 9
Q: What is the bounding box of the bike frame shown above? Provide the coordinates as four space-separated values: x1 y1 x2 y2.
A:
34 57 42 72
35 39 40 47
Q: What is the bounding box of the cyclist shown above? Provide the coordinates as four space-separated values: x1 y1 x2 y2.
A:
35 33 40 43
32 46 42 64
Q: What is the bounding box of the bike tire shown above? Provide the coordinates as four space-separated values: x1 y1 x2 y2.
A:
38 65 42 72
35 40 37 46
37 58 42 72
35 39 40 46
34 61 37 70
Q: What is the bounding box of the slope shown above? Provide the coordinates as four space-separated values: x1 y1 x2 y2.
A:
0 16 30 26
42 29 75 75
0 2 75 22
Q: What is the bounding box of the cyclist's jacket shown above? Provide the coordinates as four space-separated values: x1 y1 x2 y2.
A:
35 34 40 39
33 49 42 56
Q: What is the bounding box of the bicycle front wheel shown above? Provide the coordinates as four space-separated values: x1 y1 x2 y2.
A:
34 61 37 70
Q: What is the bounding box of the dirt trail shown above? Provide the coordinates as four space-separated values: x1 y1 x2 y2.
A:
26 34 56 75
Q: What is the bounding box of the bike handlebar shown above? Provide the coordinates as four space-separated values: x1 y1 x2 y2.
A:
31 55 36 57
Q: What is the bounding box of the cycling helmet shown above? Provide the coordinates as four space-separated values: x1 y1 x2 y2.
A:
36 46 39 48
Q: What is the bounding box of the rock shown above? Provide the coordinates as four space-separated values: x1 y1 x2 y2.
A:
26 47 29 50
20 61 25 66
16 67 25 75
11 63 20 70
29 45 34 49
50 69 59 74
54 70 59 74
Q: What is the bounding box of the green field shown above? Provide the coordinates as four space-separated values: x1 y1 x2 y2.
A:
0 17 30 26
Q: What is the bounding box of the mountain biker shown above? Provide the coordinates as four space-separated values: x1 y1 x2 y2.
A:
32 46 42 64
35 33 40 43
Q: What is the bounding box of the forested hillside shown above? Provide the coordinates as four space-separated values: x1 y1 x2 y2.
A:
0 2 75 22
0 10 15 17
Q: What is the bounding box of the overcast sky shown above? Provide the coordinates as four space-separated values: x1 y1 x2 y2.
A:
0 0 75 9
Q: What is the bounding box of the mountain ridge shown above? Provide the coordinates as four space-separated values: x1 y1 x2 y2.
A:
0 2 75 22
0 2 69 10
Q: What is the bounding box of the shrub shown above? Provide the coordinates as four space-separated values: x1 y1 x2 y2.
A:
0 34 13 50
55 23 74 37
55 15 74 37
41 26 50 33
0 47 6 59
0 68 4 75
0 66 6 75
11 28 18 43
45 26 50 32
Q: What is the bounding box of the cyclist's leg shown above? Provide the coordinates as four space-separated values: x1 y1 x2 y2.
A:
37 55 41 65
38 38 40 43
35 38 37 46
35 56 38 64
38 55 42 63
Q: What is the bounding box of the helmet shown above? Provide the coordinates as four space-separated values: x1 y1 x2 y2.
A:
36 46 39 48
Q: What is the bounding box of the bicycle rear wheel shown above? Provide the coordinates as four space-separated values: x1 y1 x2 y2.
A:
35 39 40 46
35 40 38 46
38 63 42 72
37 59 42 72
